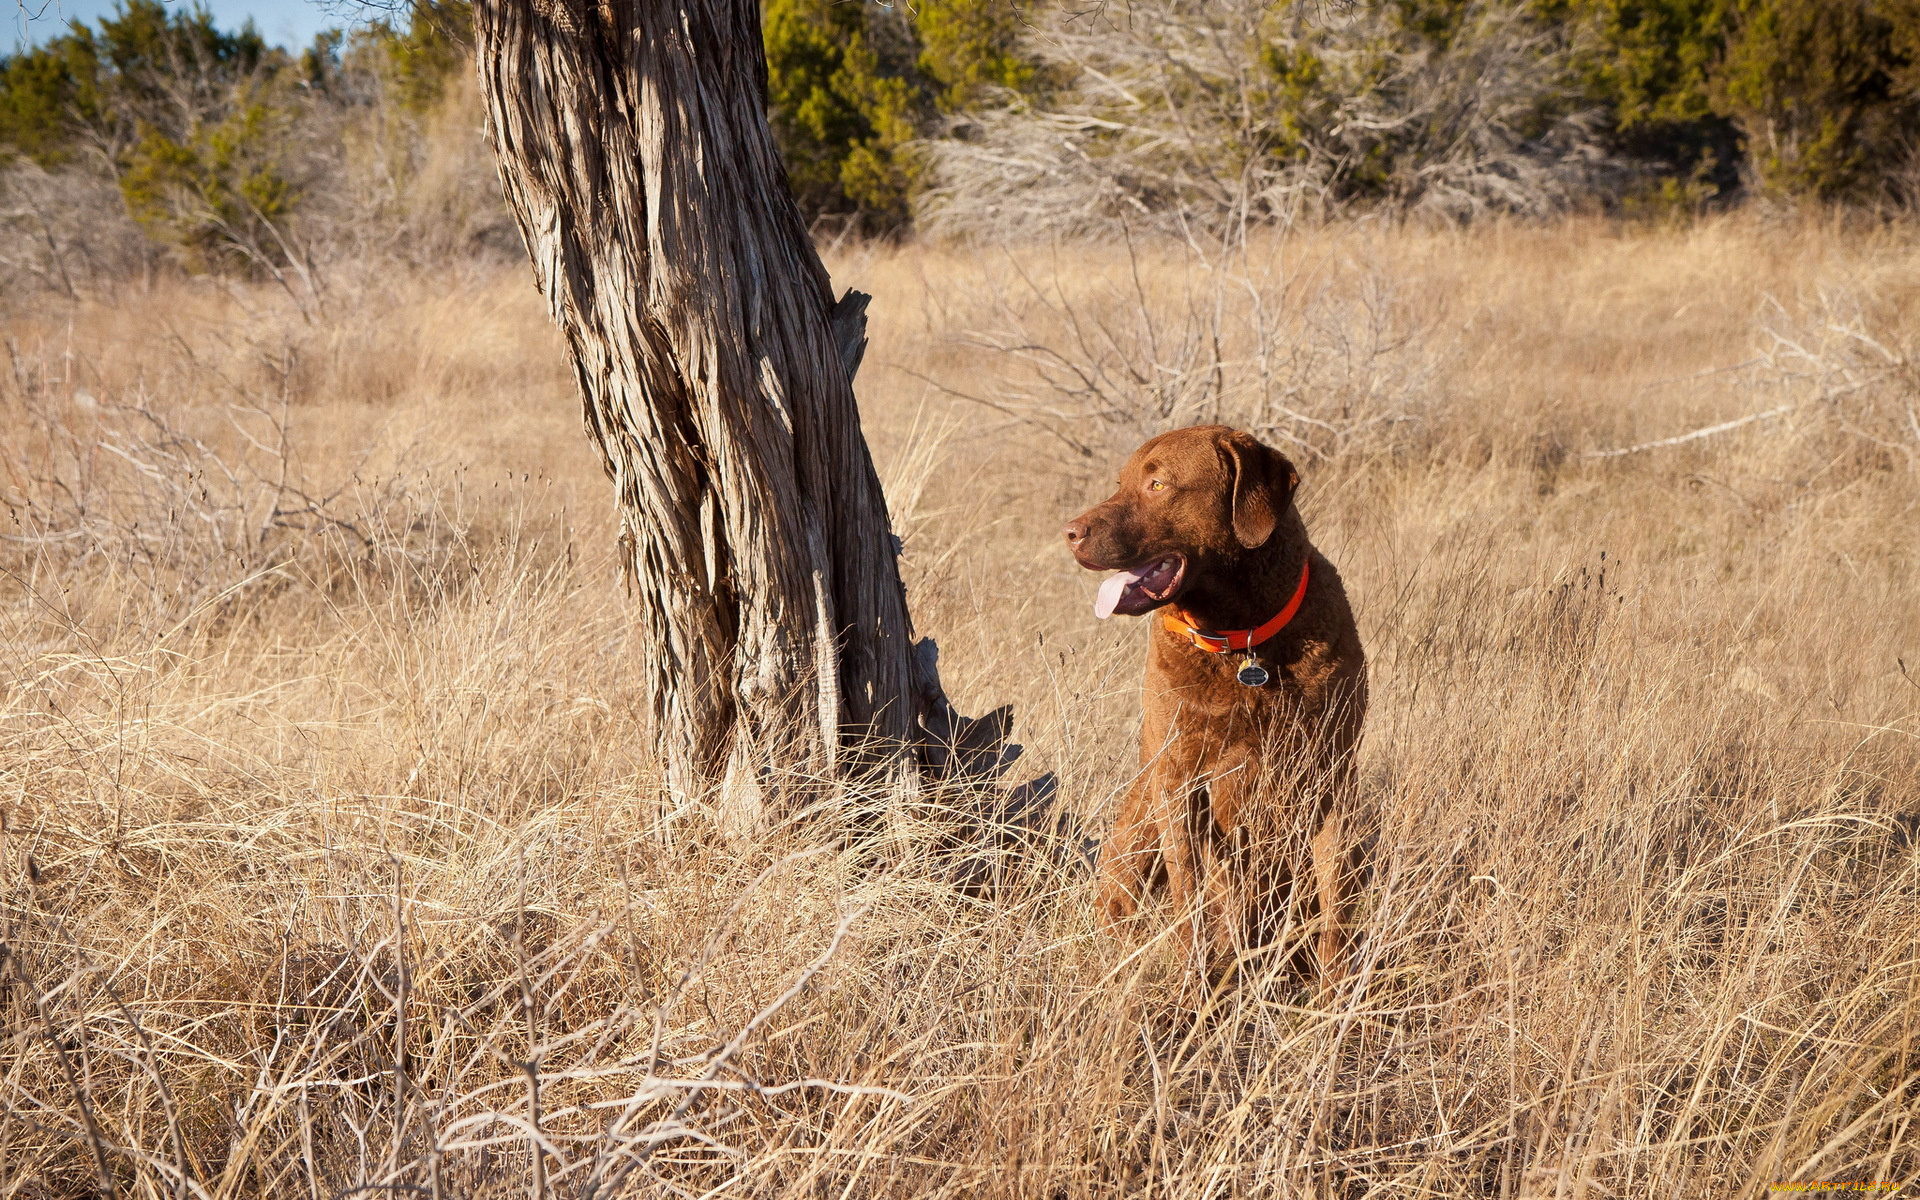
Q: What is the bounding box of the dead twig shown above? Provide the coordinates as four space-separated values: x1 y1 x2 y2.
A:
1586 405 1795 459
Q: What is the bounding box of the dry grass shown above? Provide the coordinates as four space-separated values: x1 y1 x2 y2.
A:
2 213 1918 1197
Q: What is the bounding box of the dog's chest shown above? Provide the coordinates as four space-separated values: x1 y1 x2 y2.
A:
1141 633 1345 766
1151 631 1334 703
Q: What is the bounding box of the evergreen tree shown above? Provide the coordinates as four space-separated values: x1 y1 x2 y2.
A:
1712 0 1920 199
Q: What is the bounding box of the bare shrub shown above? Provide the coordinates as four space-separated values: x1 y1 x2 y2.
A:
908 238 1440 477
1584 283 1920 474
1755 289 1920 471
181 64 519 315
0 310 462 638
301 71 521 272
920 0 1620 241
0 162 160 300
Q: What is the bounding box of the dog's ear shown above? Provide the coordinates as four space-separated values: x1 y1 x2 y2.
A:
1224 432 1299 549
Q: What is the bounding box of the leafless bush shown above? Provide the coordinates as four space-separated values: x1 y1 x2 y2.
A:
920 0 1620 241
0 161 160 300
1586 287 1920 471
299 72 521 275
1756 291 1920 470
915 240 1440 475
156 70 519 317
0 329 459 626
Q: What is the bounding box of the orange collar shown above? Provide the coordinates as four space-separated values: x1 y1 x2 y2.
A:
1162 559 1310 654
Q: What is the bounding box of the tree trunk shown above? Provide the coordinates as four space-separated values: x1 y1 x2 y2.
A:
470 0 924 803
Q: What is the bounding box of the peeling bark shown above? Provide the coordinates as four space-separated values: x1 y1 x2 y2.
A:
471 0 922 796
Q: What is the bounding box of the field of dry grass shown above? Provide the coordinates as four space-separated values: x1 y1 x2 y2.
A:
3 214 1918 1197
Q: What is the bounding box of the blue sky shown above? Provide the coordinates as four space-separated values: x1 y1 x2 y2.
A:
6 0 377 52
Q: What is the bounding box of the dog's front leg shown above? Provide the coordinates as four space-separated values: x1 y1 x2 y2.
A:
1309 810 1355 986
1160 780 1215 966
1094 776 1160 927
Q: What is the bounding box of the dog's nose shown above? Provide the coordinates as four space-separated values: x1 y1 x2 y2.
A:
1063 519 1088 546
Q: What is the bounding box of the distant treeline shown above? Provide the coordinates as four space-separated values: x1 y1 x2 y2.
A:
769 0 1920 234
0 0 482 279
2 0 1917 271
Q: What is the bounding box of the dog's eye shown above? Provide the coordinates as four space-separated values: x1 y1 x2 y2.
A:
1148 479 1166 492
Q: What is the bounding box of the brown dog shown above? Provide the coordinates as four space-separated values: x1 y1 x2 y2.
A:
1064 425 1367 980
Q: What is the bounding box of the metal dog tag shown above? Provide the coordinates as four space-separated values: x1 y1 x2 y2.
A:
1236 658 1269 688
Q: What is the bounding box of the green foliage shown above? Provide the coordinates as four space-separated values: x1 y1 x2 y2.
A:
366 0 475 113
300 30 345 92
914 0 1038 110
1242 0 1595 209
0 0 484 273
1712 0 1920 200
1533 0 1920 202
762 0 924 228
1387 0 1476 49
1255 14 1403 196
119 95 296 271
52 0 268 158
1575 0 1730 128
12 0 1920 247
1563 0 1740 201
762 0 1048 228
0 0 299 266
1256 40 1333 165
0 41 78 165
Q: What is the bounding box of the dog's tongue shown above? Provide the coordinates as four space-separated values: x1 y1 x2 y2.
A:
1094 567 1148 620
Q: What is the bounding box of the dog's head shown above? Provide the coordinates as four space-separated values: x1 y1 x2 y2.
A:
1063 425 1299 618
